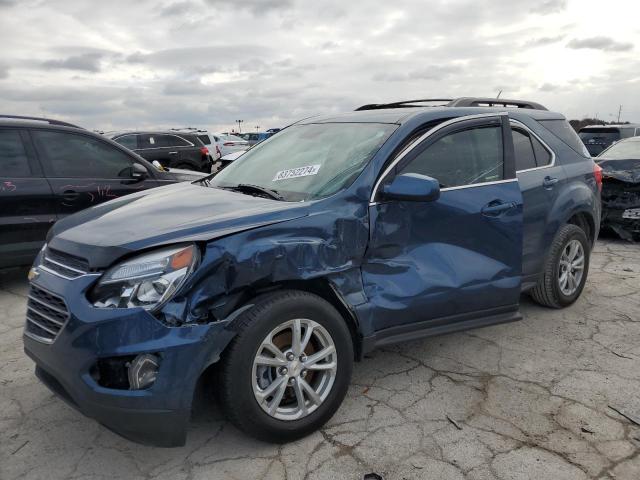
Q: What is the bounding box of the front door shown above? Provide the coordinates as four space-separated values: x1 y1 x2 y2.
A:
30 129 159 218
362 114 523 335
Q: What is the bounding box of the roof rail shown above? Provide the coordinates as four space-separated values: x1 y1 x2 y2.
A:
355 97 548 112
355 99 453 111
447 97 548 111
0 114 83 128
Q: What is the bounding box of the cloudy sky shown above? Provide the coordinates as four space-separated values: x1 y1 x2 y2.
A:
0 0 639 133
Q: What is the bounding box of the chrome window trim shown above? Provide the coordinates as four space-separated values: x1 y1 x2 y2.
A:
135 134 195 151
369 112 509 204
510 119 557 173
43 255 87 275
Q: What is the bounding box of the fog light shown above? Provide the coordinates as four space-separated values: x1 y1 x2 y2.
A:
128 354 159 390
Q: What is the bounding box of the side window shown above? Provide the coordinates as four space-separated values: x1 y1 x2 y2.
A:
531 136 552 166
197 134 210 145
114 134 137 150
139 134 157 148
33 131 134 178
163 135 190 147
399 125 503 188
0 129 31 177
512 129 537 171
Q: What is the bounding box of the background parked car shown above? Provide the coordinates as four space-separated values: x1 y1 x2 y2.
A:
211 150 245 173
238 131 273 146
216 133 249 156
596 136 640 241
0 115 205 268
579 124 640 156
109 131 211 172
170 128 222 162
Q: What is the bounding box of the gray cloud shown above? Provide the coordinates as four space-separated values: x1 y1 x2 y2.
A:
0 0 638 131
524 35 565 48
567 36 634 52
0 64 8 79
41 52 105 72
533 0 567 14
205 0 293 14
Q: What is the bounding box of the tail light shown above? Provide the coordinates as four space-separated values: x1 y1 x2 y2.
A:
593 162 602 192
223 142 235 146
200 146 209 156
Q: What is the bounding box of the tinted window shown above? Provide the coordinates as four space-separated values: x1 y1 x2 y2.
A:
0 129 31 177
197 134 210 145
399 125 503 188
579 128 621 143
114 134 137 150
512 129 537 171
34 131 134 178
540 120 590 157
162 135 191 147
532 136 552 166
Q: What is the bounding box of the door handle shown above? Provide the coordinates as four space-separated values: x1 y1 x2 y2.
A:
168 151 178 155
543 176 559 189
62 189 79 201
481 200 517 217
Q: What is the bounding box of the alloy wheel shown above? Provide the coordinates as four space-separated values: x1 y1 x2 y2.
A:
252 318 337 421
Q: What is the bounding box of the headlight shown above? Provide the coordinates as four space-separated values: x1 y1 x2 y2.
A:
90 244 199 311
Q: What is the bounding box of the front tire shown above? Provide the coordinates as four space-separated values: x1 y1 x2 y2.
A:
219 290 354 442
530 224 590 308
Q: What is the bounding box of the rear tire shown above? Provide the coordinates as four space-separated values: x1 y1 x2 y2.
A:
219 290 353 443
530 224 590 308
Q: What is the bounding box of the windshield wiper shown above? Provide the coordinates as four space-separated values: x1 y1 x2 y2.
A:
224 184 284 201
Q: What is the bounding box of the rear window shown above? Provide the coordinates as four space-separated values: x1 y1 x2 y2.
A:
197 134 210 145
539 120 590 157
579 128 621 143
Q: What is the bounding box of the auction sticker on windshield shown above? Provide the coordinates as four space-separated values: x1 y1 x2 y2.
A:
273 165 321 181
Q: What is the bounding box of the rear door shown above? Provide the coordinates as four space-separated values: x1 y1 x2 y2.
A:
363 114 523 335
31 129 160 218
512 121 563 282
0 128 56 265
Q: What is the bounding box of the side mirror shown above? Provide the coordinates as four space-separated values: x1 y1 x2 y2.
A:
131 163 148 179
381 173 440 202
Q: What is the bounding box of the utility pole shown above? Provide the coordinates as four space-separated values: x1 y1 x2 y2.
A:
255 126 260 132
617 105 622 123
235 119 244 133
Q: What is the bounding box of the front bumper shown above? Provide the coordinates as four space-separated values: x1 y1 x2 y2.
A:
23 268 236 447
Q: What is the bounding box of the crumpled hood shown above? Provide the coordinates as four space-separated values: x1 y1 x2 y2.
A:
599 158 640 184
48 182 309 268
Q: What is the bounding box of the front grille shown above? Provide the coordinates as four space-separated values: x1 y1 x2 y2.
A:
41 248 90 279
24 285 70 344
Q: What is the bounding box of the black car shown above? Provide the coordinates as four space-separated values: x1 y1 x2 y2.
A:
109 131 211 172
0 115 205 268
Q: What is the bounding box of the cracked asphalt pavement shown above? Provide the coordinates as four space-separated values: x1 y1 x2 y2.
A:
1 238 639 480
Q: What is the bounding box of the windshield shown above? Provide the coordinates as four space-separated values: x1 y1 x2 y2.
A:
209 122 397 201
598 140 640 160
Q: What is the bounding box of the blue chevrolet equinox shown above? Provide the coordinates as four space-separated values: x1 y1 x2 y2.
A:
23 97 602 446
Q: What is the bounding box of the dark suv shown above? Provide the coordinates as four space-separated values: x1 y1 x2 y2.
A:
0 115 204 268
23 98 601 447
109 131 211 172
579 124 640 156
